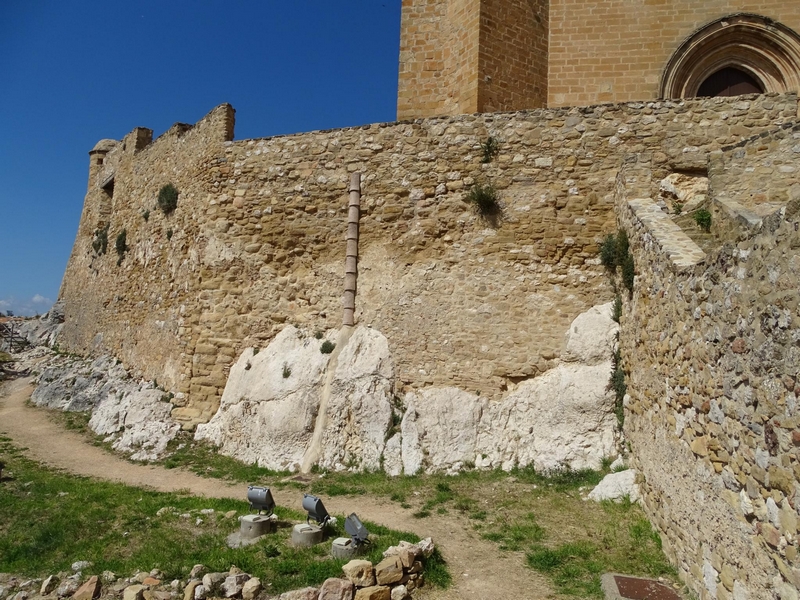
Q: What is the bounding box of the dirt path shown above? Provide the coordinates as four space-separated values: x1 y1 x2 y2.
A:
0 377 555 600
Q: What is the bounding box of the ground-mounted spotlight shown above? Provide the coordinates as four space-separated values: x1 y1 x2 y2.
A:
247 485 275 516
344 513 369 547
302 493 332 527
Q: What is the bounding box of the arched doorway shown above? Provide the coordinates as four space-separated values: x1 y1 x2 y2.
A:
696 67 764 97
660 14 800 99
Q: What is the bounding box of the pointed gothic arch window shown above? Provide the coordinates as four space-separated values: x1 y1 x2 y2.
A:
660 14 800 99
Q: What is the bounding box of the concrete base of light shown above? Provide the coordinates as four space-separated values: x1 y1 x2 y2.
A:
226 514 277 548
291 523 324 548
331 537 364 559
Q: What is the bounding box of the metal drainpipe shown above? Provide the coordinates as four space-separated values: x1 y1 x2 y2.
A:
343 172 360 327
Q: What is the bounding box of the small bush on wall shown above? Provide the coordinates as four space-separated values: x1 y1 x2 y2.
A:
92 225 109 255
158 183 179 215
115 229 128 265
466 183 501 217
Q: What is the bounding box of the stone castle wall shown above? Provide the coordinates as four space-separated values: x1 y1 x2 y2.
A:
620 125 800 599
58 94 797 429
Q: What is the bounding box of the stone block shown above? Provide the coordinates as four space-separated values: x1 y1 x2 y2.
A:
241 578 261 600
318 578 354 600
354 587 390 600
374 556 404 586
342 560 375 587
72 577 100 600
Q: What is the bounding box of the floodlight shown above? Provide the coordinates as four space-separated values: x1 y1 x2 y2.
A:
344 513 370 546
302 493 331 527
247 486 275 516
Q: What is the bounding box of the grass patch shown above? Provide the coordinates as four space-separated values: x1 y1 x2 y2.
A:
161 434 290 484
320 340 335 354
0 435 448 592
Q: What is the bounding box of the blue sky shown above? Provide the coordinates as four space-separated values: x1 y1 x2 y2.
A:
0 1 401 316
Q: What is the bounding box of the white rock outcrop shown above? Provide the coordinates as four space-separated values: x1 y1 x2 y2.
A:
401 387 485 475
89 387 180 462
587 469 641 502
194 326 333 472
198 302 619 475
393 302 619 474
318 326 395 471
29 351 180 461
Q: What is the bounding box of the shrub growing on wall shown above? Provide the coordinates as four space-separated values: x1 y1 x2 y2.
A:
115 229 128 265
158 184 179 215
92 224 109 255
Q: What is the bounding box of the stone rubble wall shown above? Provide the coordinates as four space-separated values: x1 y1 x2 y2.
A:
618 135 800 599
57 94 798 429
709 123 800 243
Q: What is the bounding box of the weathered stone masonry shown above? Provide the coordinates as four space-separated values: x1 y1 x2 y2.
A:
619 121 800 599
59 93 798 431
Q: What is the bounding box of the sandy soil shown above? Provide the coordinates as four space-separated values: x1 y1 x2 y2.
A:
0 377 556 600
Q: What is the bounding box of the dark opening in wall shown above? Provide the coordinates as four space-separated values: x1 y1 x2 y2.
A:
697 67 764 97
102 177 115 199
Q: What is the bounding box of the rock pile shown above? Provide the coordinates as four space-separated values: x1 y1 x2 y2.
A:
0 539 434 600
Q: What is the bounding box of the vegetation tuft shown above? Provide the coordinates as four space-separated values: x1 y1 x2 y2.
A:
609 343 627 428
611 294 622 324
320 340 335 354
115 229 128 266
92 225 109 256
600 229 634 297
142 209 150 222
692 208 712 232
166 228 173 241
480 136 500 163
466 183 501 219
282 363 291 379
157 183 179 215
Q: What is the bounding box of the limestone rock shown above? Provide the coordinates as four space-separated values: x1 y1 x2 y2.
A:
401 387 485 474
71 561 92 573
195 326 332 471
41 576 59 595
122 586 146 600
56 581 80 598
318 578 354 600
72 577 99 600
562 302 617 364
342 560 376 588
417 538 435 558
382 434 403 477
188 566 206 580
319 327 394 471
476 361 617 472
221 574 249 598
241 578 261 600
183 581 201 600
200 574 225 595
588 469 641 502
354 586 390 600
374 556 403 586
193 586 206 600
89 386 180 462
390 585 409 600
278 588 319 600
30 353 179 461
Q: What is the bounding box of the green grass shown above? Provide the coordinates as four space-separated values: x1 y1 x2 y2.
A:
524 500 675 598
162 434 290 484
0 435 449 592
